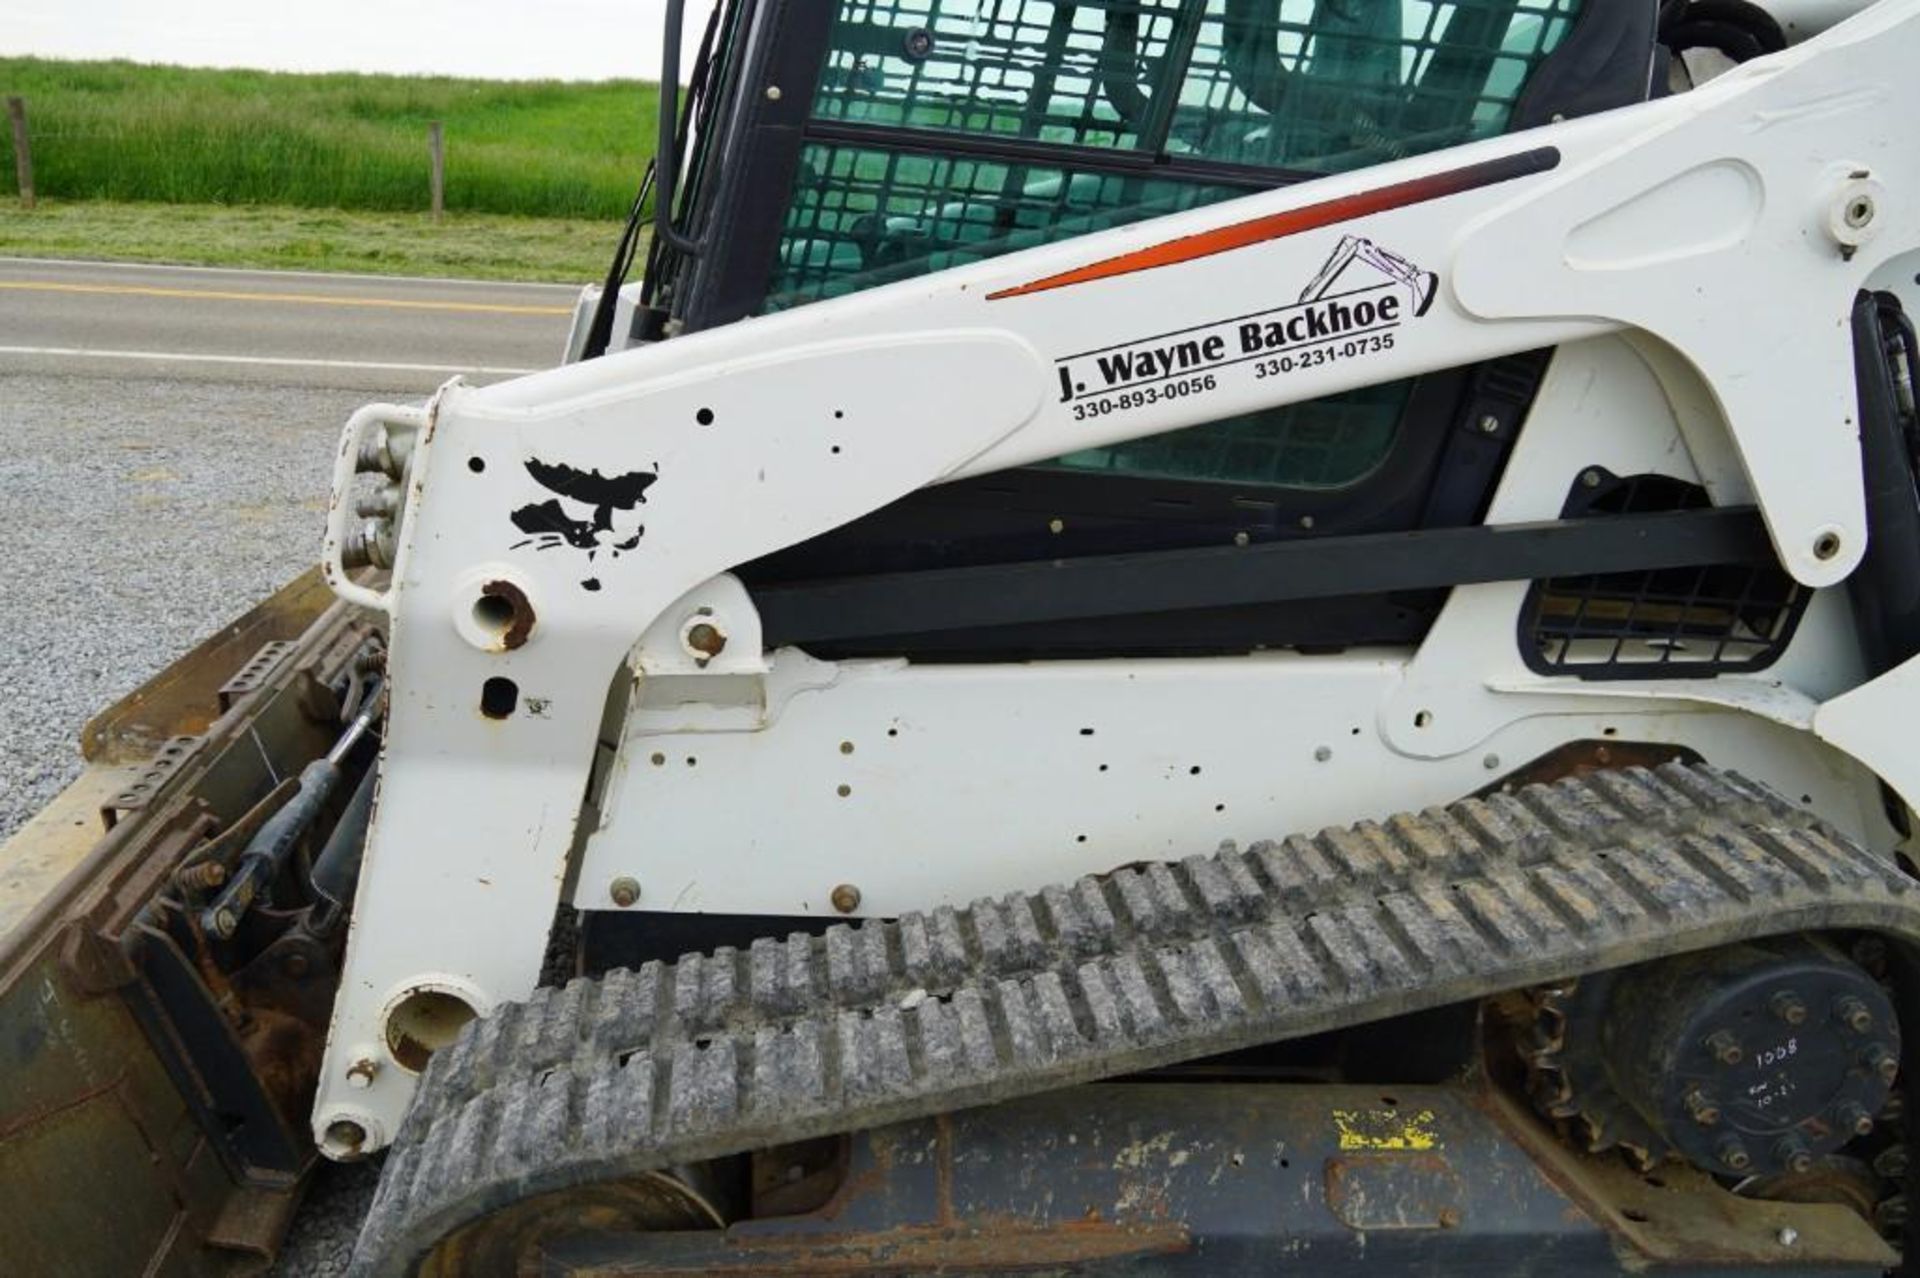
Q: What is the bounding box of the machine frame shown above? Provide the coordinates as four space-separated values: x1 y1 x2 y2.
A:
315 0 1920 1155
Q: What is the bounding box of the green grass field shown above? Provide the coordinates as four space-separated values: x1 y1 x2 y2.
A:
0 58 659 218
0 200 624 281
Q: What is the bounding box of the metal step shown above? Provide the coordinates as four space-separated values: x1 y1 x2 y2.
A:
349 764 1920 1276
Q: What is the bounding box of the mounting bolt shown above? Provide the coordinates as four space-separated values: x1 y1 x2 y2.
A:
1717 1135 1753 1172
1705 1030 1744 1066
685 621 726 662
609 876 642 908
1581 468 1603 489
1774 1134 1814 1175
176 860 227 893
1778 1226 1799 1247
1836 996 1875 1034
1838 1101 1876 1138
1478 414 1501 435
1826 175 1884 259
1864 1042 1900 1085
831 883 862 915
1685 1089 1721 1127
346 1058 379 1090
1314 746 1333 763
1770 990 1809 1025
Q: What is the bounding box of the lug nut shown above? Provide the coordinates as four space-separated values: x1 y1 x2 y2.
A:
1865 1043 1900 1085
1705 1030 1744 1066
1770 991 1809 1025
1774 1135 1814 1175
1717 1135 1753 1172
1686 1089 1721 1127
1836 996 1875 1034
1838 1101 1876 1138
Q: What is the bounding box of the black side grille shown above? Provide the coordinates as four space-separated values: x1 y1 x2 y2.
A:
1520 472 1808 679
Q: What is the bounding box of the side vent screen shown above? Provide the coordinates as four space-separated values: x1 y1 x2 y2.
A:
1521 473 1808 679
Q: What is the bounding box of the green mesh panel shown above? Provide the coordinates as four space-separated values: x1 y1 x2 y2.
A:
770 0 1582 488
769 145 1248 309
1052 378 1413 488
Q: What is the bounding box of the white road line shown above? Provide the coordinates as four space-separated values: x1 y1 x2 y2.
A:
0 345 541 376
0 255 584 292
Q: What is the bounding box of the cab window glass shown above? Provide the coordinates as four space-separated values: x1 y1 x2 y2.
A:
774 0 1582 488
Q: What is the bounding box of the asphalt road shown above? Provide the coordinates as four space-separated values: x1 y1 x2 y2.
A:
0 256 584 1275
0 255 581 391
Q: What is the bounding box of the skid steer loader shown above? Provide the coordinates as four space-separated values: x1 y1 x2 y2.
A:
8 0 1920 1271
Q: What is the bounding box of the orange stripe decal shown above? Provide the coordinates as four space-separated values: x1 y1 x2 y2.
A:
986 147 1560 302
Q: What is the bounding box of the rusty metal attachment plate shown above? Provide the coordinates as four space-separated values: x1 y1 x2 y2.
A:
351 764 1920 1275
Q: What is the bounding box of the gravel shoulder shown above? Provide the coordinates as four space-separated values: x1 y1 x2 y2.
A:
0 373 380 838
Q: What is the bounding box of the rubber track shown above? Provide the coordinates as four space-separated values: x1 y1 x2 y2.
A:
351 764 1920 1275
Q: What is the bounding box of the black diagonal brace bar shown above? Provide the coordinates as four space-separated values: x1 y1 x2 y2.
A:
754 507 1777 644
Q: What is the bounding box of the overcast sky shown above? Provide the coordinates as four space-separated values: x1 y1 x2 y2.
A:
0 0 719 81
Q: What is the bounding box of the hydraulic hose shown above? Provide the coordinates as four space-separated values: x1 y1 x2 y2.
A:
310 762 378 931
199 679 384 939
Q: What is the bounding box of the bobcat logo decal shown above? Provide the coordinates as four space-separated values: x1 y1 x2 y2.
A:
509 458 658 592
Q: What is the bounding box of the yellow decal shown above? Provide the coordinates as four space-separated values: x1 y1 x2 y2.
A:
1332 1108 1442 1152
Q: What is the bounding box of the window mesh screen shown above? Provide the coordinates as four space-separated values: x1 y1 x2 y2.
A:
811 0 1579 171
771 144 1248 308
1522 474 1808 678
1052 377 1412 488
769 0 1585 489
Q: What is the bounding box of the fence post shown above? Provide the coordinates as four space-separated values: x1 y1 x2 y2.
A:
7 97 33 210
427 120 444 222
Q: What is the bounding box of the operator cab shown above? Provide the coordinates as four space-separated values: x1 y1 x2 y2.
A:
574 2 1689 660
